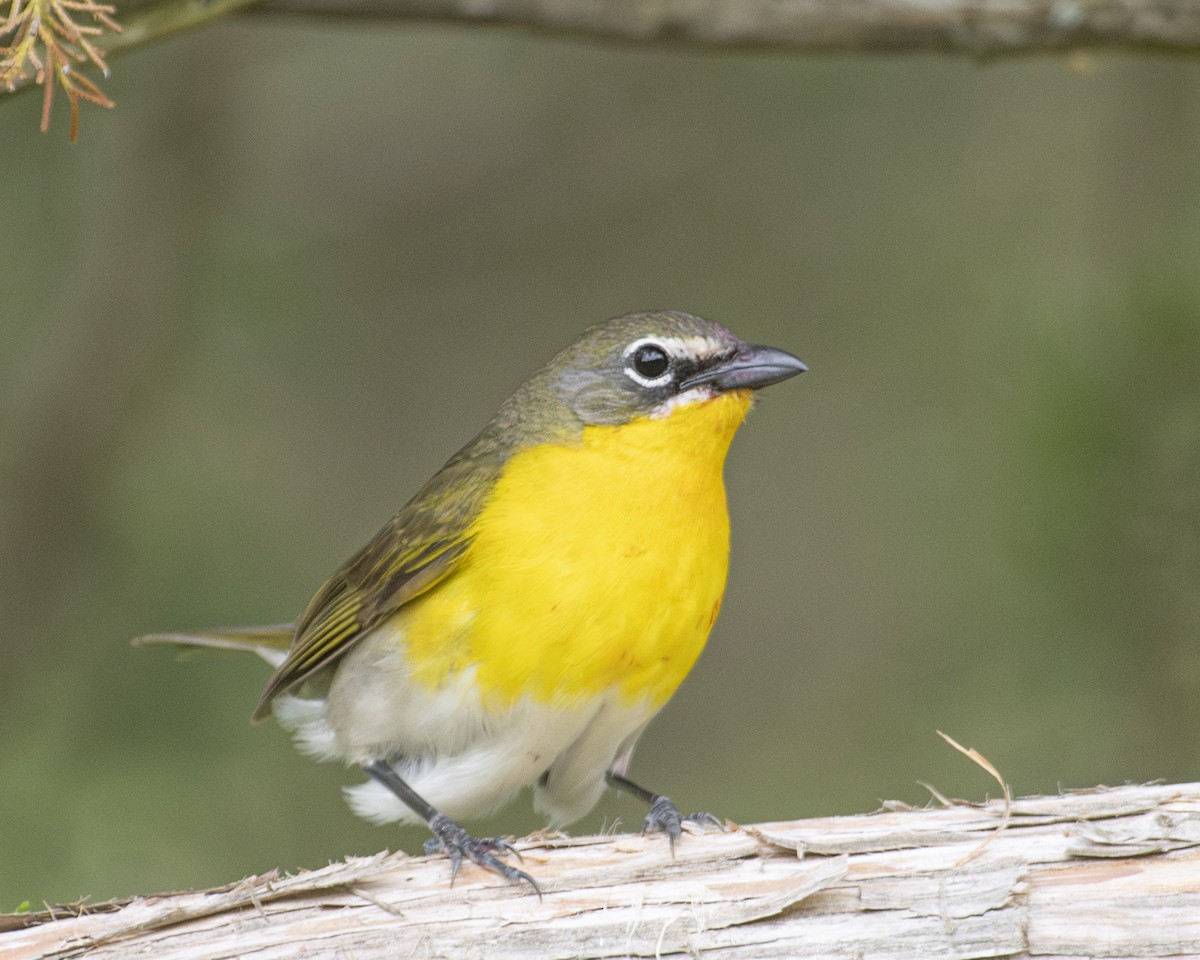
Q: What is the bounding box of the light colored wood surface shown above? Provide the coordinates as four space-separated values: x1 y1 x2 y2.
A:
6 781 1200 959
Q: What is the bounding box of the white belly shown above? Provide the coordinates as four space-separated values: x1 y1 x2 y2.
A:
271 630 661 827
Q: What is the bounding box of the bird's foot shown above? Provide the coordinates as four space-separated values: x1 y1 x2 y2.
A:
642 795 726 855
424 814 540 895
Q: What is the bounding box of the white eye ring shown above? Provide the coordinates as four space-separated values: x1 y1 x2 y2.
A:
623 337 673 387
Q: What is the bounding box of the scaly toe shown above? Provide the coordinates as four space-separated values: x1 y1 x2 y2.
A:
642 795 684 854
426 815 540 895
684 811 726 831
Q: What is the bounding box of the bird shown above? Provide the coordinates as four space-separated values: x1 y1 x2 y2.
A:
137 310 805 892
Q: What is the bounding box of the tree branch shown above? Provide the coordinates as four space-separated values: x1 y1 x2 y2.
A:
6 0 1200 135
5 781 1200 959
248 0 1200 55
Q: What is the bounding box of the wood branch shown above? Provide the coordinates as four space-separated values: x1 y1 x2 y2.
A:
248 0 1200 55
6 0 1200 113
19 0 1200 80
6 781 1200 959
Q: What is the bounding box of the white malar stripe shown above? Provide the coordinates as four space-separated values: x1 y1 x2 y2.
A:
648 384 717 418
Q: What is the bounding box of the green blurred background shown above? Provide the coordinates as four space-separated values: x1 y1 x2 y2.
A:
3 22 1200 909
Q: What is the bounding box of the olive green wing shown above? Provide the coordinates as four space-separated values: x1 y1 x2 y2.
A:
251 454 498 721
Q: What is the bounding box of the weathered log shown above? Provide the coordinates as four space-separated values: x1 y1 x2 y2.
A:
5 781 1200 959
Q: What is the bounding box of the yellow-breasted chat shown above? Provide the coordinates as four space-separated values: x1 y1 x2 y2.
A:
137 310 805 891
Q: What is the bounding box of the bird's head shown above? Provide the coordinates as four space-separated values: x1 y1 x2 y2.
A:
529 310 806 429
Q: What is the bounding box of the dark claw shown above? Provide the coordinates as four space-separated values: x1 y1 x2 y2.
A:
685 810 726 831
642 794 683 852
642 796 726 856
425 814 540 896
423 834 524 862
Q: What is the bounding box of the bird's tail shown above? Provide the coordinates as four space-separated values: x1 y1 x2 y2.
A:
133 625 295 669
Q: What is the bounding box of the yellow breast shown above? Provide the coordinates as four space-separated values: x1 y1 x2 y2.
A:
398 390 754 709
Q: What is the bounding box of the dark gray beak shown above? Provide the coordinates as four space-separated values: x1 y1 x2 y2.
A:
680 343 807 392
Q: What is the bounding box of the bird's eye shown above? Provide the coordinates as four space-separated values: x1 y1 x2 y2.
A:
631 343 670 380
